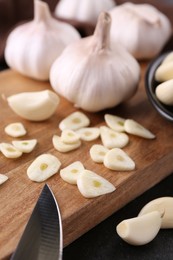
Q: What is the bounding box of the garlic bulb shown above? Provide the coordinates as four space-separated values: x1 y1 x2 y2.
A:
50 12 140 112
5 0 80 81
109 2 172 60
55 0 115 26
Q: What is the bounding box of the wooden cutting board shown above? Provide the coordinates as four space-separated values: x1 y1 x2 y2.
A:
0 67 173 259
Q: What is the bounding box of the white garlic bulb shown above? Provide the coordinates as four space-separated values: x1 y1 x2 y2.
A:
50 12 140 112
5 0 80 80
55 0 115 26
109 2 172 60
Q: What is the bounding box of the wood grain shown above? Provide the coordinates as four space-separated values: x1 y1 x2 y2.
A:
0 67 173 259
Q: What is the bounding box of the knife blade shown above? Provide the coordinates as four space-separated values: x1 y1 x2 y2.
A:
11 184 63 260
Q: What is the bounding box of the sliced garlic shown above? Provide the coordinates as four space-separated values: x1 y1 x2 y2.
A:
76 127 100 141
59 111 90 131
124 119 155 139
7 90 60 121
60 161 85 185
100 126 129 149
12 139 37 153
61 129 80 144
116 211 162 246
104 114 125 132
77 170 116 198
52 135 81 153
0 174 8 185
4 122 27 137
138 197 173 229
27 153 61 182
104 148 135 171
90 144 109 163
0 143 22 158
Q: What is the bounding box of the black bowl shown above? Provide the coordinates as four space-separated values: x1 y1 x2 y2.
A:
145 51 173 122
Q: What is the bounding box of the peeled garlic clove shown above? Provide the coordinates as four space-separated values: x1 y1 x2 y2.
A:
124 119 155 139
155 62 173 82
104 114 125 132
5 0 80 80
0 174 8 185
162 52 173 65
59 111 90 131
5 122 27 137
116 211 162 246
90 144 109 163
76 127 100 141
138 197 173 229
155 79 173 105
52 135 81 153
0 143 22 158
7 90 59 121
104 148 135 171
100 126 129 149
77 170 116 198
12 139 37 153
27 153 61 182
60 161 85 185
61 129 80 144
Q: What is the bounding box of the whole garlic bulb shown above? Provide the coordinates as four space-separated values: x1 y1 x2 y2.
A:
50 12 140 112
5 0 80 81
109 2 172 60
55 0 115 26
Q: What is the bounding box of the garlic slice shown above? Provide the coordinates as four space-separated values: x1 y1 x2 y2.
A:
7 90 59 121
155 79 173 105
100 126 129 149
77 170 116 198
124 119 155 139
104 148 135 171
138 197 173 229
27 153 61 182
0 174 8 185
5 122 27 137
90 144 109 163
52 135 81 153
104 114 125 132
0 143 22 158
76 127 100 141
12 139 37 153
60 161 85 185
61 129 80 144
116 211 162 246
59 112 90 131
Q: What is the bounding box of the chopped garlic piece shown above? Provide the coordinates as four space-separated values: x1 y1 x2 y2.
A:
76 127 100 141
104 114 125 132
90 144 109 163
4 122 27 137
27 153 61 182
77 170 116 198
104 148 135 171
60 161 84 184
59 111 90 131
124 119 155 139
12 139 37 153
0 143 22 158
52 135 81 153
0 174 8 185
61 129 80 144
100 126 129 149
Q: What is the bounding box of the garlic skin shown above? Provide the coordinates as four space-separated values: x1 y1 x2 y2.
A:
50 12 140 112
4 0 80 81
109 3 172 60
55 0 115 26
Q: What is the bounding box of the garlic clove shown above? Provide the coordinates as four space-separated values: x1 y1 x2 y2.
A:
90 144 109 163
61 129 80 144
124 119 155 139
4 122 27 137
100 126 129 149
60 161 85 185
12 139 37 153
138 197 173 229
7 90 60 121
0 143 23 158
27 153 61 182
59 111 90 131
155 79 173 106
155 62 173 82
77 169 116 198
104 148 135 171
0 174 8 185
52 135 81 153
116 211 162 246
162 52 173 65
104 114 125 132
76 127 100 141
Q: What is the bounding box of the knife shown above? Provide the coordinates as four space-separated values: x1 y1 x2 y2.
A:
11 184 63 260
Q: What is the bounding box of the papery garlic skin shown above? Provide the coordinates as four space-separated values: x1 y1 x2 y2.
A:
109 3 172 60
50 12 140 112
55 0 115 26
4 0 80 81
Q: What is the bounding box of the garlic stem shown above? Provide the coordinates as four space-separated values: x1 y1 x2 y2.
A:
34 0 51 23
